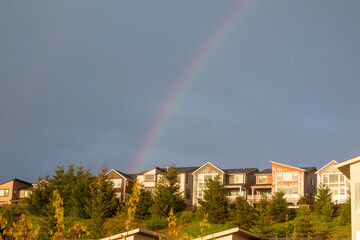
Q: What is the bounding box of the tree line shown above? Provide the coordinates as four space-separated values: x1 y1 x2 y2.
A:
0 163 352 239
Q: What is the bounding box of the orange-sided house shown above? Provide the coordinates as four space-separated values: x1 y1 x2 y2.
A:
106 169 136 202
192 162 258 206
315 160 350 204
136 166 198 206
0 178 32 205
271 161 316 207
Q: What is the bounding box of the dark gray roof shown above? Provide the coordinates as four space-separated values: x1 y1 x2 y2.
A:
224 168 258 174
301 167 317 173
114 170 137 181
256 169 272 174
138 166 199 175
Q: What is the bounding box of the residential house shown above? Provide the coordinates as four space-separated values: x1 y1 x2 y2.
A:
99 228 167 240
136 166 198 206
315 160 350 204
248 169 273 205
106 169 136 202
192 162 258 206
271 161 316 207
193 227 260 240
336 155 360 240
0 178 32 205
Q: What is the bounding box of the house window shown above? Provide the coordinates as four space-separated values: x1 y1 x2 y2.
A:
0 189 9 197
277 172 298 181
186 188 191 199
198 173 218 198
323 173 345 185
111 179 122 188
0 202 7 205
144 174 155 182
198 189 203 198
277 186 298 195
24 190 30 197
258 176 267 184
185 174 189 184
228 190 240 197
234 174 244 184
115 192 122 199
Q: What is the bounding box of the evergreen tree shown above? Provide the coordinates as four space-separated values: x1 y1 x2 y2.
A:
87 165 118 238
25 176 52 216
295 204 314 237
230 196 256 230
314 184 334 222
68 165 93 218
198 176 228 224
252 194 273 236
339 193 351 225
269 191 288 222
150 165 186 217
135 187 153 220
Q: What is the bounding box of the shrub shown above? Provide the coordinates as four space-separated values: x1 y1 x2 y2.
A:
144 216 168 230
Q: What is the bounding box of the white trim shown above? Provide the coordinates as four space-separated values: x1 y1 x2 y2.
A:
192 162 224 175
315 160 338 174
106 169 134 182
193 227 260 240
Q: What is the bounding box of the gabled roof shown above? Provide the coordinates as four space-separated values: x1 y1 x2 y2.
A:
137 166 166 175
106 169 136 181
256 169 272 175
224 168 258 174
336 154 360 179
315 160 338 174
192 162 225 175
0 178 32 186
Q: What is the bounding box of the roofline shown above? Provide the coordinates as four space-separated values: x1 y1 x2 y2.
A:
99 228 167 240
315 160 338 174
106 169 135 182
193 227 260 240
270 161 305 172
336 155 360 179
137 166 164 175
0 178 32 186
336 155 360 168
192 162 225 175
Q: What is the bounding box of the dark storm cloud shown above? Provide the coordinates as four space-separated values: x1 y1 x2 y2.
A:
1 0 360 182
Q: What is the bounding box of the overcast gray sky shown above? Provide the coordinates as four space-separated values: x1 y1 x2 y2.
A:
1 0 360 183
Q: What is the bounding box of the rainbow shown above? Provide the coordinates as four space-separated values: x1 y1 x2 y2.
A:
130 0 255 173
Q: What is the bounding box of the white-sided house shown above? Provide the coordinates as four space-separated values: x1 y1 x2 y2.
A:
336 155 360 240
192 162 258 206
106 169 136 202
315 160 350 204
136 166 198 206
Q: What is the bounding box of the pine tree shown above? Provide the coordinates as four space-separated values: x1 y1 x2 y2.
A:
314 184 334 222
150 165 186 217
339 193 351 225
135 187 153 220
198 176 228 224
87 165 118 238
269 191 288 222
230 196 256 229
